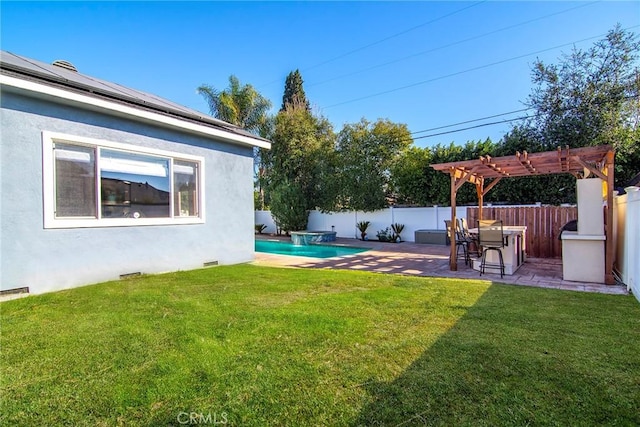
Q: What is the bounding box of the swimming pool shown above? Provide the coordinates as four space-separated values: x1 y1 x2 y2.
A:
255 240 369 258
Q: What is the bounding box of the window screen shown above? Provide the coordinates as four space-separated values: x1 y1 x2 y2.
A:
54 144 96 217
173 160 199 217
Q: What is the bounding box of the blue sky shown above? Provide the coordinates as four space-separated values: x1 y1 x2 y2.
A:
1 1 638 148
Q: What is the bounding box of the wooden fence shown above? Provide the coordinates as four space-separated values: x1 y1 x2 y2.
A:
466 206 578 258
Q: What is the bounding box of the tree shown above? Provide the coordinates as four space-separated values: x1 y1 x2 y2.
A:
254 116 275 210
268 181 309 232
197 75 272 135
198 75 273 209
489 127 575 204
264 104 335 231
335 119 412 211
389 146 432 206
281 69 310 112
414 139 499 206
526 25 640 186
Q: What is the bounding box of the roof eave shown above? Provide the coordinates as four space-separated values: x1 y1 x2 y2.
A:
0 73 271 150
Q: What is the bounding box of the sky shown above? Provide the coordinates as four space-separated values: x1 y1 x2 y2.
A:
1 1 638 148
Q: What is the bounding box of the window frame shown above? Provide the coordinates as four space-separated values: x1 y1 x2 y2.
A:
43 131 205 229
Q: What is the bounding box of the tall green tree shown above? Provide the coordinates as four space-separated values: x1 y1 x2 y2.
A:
423 140 496 206
254 116 276 210
268 181 309 233
281 69 310 112
265 104 335 231
526 25 639 186
335 119 412 211
389 146 432 206
491 127 575 204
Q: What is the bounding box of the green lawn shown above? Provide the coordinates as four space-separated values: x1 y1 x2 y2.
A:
1 264 639 426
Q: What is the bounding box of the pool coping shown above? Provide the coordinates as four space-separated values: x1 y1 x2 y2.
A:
258 237 371 250
255 237 371 259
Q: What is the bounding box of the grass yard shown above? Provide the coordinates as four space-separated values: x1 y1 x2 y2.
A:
1 264 639 426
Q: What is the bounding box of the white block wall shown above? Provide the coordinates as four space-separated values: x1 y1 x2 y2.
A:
624 188 640 301
255 206 467 242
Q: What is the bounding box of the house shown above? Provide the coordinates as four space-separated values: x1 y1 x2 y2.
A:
0 51 270 295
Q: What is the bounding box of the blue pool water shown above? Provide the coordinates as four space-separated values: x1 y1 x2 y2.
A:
255 240 368 258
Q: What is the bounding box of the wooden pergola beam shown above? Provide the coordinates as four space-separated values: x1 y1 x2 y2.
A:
482 177 502 197
516 151 537 174
570 155 607 181
451 167 481 186
558 146 570 172
453 166 481 193
480 155 511 177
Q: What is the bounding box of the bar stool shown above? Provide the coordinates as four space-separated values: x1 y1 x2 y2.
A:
444 220 471 266
459 217 480 258
478 219 505 278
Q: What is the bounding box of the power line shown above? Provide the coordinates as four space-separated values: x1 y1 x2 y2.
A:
256 1 486 89
409 93 639 141
322 25 640 110
410 107 533 135
307 1 600 88
412 116 530 141
302 1 486 73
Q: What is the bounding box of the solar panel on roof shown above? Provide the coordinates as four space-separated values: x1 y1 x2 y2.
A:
0 50 269 143
0 51 63 80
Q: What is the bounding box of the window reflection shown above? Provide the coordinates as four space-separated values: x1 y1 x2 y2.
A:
100 150 170 218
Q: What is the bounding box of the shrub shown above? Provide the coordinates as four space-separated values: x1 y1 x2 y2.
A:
356 221 371 240
391 223 405 242
376 227 393 242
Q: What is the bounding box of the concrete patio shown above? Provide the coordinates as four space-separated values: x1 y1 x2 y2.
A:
254 235 628 295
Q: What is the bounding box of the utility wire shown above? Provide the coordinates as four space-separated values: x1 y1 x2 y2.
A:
410 107 533 135
412 115 530 140
409 94 639 141
307 1 600 88
322 24 640 110
256 1 486 89
302 1 486 72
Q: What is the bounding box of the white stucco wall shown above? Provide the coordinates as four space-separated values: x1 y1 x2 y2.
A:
623 187 640 301
256 206 466 242
1 89 256 294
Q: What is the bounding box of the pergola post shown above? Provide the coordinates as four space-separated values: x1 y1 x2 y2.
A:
450 170 457 271
605 151 615 285
476 178 484 223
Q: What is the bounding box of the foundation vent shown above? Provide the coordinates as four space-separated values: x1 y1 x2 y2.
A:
0 286 29 296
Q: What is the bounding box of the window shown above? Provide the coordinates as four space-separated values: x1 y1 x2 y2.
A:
54 143 97 217
43 132 205 228
99 150 171 219
173 160 199 217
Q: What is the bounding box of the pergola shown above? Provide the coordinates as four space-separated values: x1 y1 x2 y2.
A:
430 145 616 285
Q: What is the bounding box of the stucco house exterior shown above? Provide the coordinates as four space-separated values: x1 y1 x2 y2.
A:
0 51 270 295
